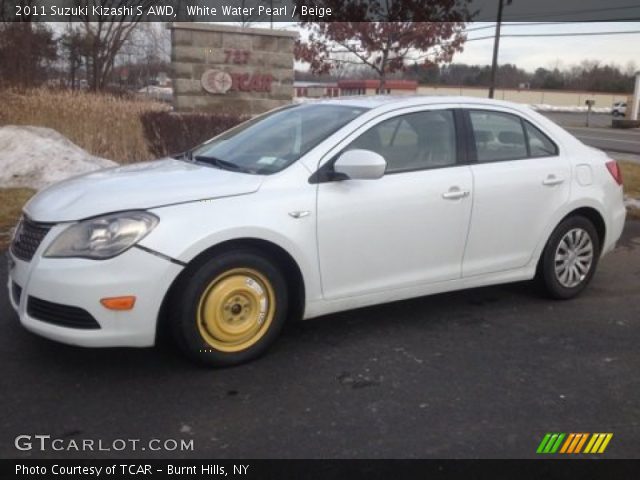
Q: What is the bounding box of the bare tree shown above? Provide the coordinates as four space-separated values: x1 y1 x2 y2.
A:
0 1 57 89
74 0 160 90
60 24 89 89
119 23 170 87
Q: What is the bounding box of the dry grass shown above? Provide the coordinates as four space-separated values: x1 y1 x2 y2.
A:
620 161 640 199
0 89 169 163
619 161 640 221
0 188 35 250
619 161 640 220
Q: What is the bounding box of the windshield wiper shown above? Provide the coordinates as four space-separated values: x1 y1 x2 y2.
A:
193 155 251 173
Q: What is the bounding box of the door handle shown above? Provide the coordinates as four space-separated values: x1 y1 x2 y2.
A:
442 187 470 200
543 174 565 186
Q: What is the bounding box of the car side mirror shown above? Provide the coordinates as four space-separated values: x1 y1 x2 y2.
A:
334 149 386 180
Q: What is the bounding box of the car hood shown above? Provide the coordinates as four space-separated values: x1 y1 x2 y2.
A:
24 158 264 222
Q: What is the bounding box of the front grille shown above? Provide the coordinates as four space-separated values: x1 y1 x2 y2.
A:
12 282 22 305
27 296 101 330
11 217 53 262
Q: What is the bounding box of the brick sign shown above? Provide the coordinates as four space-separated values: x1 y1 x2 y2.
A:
171 23 296 115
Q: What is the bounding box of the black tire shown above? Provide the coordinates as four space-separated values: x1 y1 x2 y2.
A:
169 249 288 367
537 215 600 300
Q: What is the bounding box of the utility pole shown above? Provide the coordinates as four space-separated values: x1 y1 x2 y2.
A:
489 0 509 99
632 71 640 121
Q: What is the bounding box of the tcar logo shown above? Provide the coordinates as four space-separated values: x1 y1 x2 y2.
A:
537 433 613 454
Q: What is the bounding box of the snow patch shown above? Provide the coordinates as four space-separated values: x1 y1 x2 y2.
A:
625 196 640 209
0 125 117 190
528 104 612 113
138 86 173 102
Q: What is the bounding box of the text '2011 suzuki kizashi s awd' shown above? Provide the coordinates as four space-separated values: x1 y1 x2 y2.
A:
8 97 626 366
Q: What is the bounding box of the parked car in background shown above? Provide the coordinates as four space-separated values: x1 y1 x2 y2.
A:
612 101 627 117
7 97 626 366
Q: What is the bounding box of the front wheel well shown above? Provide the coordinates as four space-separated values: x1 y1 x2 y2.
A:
155 238 305 344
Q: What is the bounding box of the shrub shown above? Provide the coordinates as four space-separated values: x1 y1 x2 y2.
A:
140 110 249 158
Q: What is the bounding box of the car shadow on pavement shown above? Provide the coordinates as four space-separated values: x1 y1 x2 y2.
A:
3 277 538 373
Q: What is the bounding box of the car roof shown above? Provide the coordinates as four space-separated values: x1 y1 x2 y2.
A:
302 95 535 113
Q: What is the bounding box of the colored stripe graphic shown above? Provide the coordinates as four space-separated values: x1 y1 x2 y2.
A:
584 433 613 454
536 433 565 454
536 433 552 453
544 434 559 453
559 434 575 453
574 433 588 453
538 433 613 454
550 433 565 453
567 433 582 453
584 434 599 453
598 434 613 453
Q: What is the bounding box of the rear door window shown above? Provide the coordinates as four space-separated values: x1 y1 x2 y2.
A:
469 111 528 162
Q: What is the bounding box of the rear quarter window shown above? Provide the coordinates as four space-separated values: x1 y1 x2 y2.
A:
524 121 558 157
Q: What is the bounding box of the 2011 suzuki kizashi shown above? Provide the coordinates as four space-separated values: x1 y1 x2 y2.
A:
7 97 626 366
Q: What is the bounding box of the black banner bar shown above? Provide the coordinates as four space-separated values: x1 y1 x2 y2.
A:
2 0 640 23
3 459 640 480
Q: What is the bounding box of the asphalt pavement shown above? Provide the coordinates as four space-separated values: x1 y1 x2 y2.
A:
541 112 640 158
1 221 639 459
541 112 613 129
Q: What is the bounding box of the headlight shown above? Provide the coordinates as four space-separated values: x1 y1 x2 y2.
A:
44 211 159 259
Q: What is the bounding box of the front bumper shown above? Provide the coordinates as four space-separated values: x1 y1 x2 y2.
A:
7 236 183 347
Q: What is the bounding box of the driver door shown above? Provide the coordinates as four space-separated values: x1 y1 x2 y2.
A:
316 107 473 300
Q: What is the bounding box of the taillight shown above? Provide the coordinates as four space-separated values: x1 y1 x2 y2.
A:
605 160 623 186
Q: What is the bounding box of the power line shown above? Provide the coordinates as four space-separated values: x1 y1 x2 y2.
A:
499 4 640 21
466 22 575 32
465 21 640 34
466 29 640 42
503 30 640 37
464 24 498 33
501 20 639 25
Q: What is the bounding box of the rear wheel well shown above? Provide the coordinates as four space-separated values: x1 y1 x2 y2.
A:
565 207 606 249
536 207 606 276
156 239 305 344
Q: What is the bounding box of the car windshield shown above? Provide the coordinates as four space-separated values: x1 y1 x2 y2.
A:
188 104 368 175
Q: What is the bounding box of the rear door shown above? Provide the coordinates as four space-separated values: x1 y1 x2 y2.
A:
462 108 571 277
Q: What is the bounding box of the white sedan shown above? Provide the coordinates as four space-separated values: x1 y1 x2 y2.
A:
7 96 626 366
612 101 627 117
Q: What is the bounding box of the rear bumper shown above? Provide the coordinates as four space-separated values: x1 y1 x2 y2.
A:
7 246 182 347
602 192 626 256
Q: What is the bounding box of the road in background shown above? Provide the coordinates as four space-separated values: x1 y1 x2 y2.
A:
541 112 612 129
2 222 640 459
541 112 640 159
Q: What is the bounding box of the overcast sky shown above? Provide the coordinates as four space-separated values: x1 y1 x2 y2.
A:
454 22 640 71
